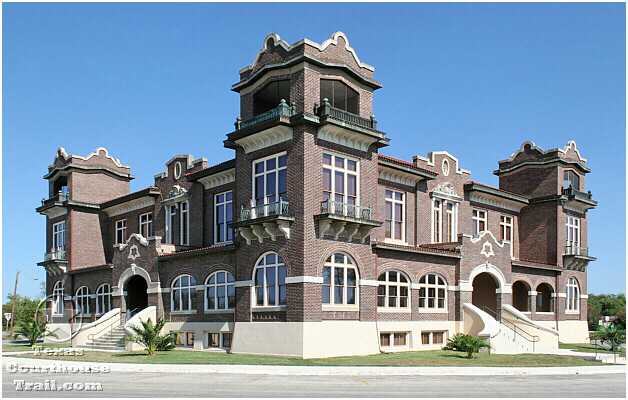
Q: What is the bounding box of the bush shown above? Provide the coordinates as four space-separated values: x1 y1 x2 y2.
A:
12 320 58 348
590 326 626 353
444 334 491 358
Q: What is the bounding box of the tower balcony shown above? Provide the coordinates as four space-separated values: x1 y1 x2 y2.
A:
315 199 382 243
561 186 597 213
230 199 294 245
563 244 596 271
37 248 67 275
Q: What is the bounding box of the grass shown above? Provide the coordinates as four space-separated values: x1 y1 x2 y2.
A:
2 342 72 352
559 342 626 356
8 348 608 367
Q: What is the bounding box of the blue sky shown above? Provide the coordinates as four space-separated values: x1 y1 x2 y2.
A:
3 3 625 300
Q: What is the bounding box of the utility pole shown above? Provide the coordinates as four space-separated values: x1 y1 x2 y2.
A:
10 270 20 330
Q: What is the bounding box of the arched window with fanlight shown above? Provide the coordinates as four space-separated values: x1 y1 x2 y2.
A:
322 253 358 306
566 277 580 312
418 273 447 311
377 270 410 310
205 271 235 311
75 286 91 315
253 253 287 307
96 284 112 314
53 281 64 315
171 275 197 312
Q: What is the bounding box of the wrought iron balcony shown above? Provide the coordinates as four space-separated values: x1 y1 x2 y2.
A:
230 200 293 245
235 100 295 131
44 249 66 261
562 186 593 201
320 199 372 220
563 244 596 271
315 199 382 243
315 99 377 131
240 199 290 221
40 193 68 207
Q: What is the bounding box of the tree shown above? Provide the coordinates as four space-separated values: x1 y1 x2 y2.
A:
3 295 46 328
444 334 492 358
12 320 58 348
120 318 176 355
587 294 626 330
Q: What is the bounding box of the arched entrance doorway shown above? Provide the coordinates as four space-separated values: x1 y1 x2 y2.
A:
512 281 530 312
125 275 148 317
472 272 498 314
536 283 553 312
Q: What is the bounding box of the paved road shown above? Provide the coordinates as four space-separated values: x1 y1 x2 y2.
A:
3 370 625 398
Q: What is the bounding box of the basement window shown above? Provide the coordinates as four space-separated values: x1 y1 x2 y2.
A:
380 332 408 348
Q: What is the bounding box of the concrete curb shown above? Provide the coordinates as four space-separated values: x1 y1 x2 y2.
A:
2 356 625 376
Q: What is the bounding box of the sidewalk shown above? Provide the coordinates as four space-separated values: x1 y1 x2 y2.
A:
1 355 625 376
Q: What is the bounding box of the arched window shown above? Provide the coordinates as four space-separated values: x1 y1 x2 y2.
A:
377 270 409 309
566 277 580 312
206 271 235 310
75 286 91 315
171 275 197 312
253 253 286 307
322 253 358 306
96 284 112 314
53 281 64 315
418 273 447 310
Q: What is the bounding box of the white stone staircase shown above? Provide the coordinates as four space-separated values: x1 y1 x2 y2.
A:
82 326 126 351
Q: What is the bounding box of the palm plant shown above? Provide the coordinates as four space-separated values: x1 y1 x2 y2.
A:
590 326 626 352
12 320 58 348
444 333 491 358
120 318 176 355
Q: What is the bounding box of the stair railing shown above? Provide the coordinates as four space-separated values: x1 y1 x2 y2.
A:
479 306 501 321
87 317 123 350
500 317 540 352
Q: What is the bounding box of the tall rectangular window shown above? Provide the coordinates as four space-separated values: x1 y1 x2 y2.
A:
180 201 189 245
165 205 176 244
385 190 404 242
472 210 487 235
116 220 126 245
140 213 152 238
253 153 287 213
323 153 358 216
52 222 65 251
500 216 513 242
566 217 580 248
432 199 457 243
215 191 233 244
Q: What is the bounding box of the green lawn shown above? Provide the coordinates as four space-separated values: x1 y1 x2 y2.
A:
559 342 626 356
2 342 72 352
9 348 608 367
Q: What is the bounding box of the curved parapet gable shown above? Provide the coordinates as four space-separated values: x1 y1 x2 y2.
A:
49 147 130 170
496 140 589 175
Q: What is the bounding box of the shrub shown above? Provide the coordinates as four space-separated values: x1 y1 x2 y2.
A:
12 320 58 348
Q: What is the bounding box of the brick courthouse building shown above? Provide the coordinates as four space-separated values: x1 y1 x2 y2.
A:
37 32 596 357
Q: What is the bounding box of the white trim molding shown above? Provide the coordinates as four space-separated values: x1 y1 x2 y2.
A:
552 292 567 298
317 125 379 152
378 165 424 186
468 192 527 212
198 168 236 190
358 279 380 287
41 207 68 219
285 276 324 284
236 126 293 154
234 280 254 288
103 197 156 217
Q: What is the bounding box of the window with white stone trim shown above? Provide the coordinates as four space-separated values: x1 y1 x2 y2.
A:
75 286 90 315
418 273 447 311
205 271 235 311
52 281 64 315
253 252 287 307
171 275 197 312
96 284 112 314
566 277 580 312
322 253 358 306
377 270 409 309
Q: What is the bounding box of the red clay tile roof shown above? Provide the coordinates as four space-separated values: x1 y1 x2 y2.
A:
158 244 233 257
515 259 562 268
378 154 438 175
464 181 531 200
184 159 234 177
378 242 461 255
100 187 160 205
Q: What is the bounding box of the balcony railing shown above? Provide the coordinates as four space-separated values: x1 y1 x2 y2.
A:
315 98 378 131
240 199 290 221
44 249 66 261
565 245 589 257
562 186 593 201
41 193 68 207
320 199 372 220
235 100 295 131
